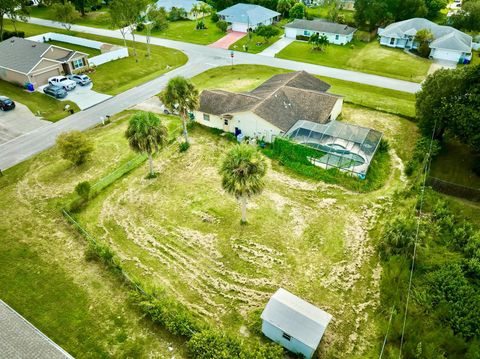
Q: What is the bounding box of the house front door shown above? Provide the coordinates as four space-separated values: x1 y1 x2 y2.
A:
223 118 230 132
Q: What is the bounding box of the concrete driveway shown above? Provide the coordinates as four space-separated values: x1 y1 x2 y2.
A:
259 37 294 57
0 103 50 145
209 31 246 49
39 83 111 110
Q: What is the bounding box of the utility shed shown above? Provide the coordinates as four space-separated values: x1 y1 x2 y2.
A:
261 288 332 359
0 300 74 359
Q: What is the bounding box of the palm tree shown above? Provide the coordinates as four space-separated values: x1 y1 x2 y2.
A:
159 76 199 145
125 111 168 177
220 144 267 224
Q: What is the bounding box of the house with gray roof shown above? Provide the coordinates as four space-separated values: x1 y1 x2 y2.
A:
217 3 280 32
0 37 89 88
195 71 343 143
261 288 332 359
285 19 357 45
0 300 74 359
378 18 472 63
155 0 210 20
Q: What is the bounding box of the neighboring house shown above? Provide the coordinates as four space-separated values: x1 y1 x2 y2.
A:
155 0 210 20
340 0 355 10
217 3 280 32
0 300 74 359
0 37 88 88
378 18 472 63
195 71 343 143
285 19 356 45
261 288 332 359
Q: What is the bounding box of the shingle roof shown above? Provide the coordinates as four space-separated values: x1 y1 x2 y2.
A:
378 18 472 52
261 288 332 350
199 71 340 132
155 0 209 13
0 300 74 359
285 19 356 35
0 37 53 74
217 3 280 25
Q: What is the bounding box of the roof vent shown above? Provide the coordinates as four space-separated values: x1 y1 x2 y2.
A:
32 44 36 47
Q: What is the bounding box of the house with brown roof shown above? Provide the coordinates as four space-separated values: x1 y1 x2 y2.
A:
0 37 89 88
195 71 343 142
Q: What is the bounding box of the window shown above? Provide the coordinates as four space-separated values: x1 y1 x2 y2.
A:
335 34 339 40
282 332 291 341
224 119 229 126
72 58 84 69
303 30 310 36
203 113 210 122
389 37 395 45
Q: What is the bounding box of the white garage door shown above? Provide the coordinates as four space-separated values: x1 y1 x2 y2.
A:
232 22 248 33
433 49 460 62
285 28 298 39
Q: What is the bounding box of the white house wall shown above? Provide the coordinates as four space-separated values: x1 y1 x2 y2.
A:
330 98 343 120
285 28 354 45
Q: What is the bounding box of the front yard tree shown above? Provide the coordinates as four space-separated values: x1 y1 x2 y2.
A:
451 0 480 31
56 130 94 166
52 2 79 31
0 0 29 39
159 76 199 145
216 19 228 32
276 0 294 18
256 25 280 43
220 144 267 224
125 111 168 177
415 28 433 57
289 2 306 19
325 0 341 22
309 33 329 51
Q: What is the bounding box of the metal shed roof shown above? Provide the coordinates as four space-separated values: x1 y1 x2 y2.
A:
0 300 74 359
261 288 332 350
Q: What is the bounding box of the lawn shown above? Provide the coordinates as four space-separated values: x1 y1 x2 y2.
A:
276 40 432 82
0 80 79 122
4 20 188 96
430 139 480 189
190 65 416 118
229 20 287 54
139 16 225 45
47 40 101 57
306 5 356 23
28 6 112 29
0 111 187 358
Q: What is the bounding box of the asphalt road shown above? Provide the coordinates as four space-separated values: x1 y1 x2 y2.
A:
0 18 422 171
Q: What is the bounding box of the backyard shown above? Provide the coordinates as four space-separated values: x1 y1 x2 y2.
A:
28 5 112 29
276 40 432 82
47 39 101 57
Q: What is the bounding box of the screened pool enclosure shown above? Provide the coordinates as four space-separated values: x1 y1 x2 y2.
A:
284 120 383 179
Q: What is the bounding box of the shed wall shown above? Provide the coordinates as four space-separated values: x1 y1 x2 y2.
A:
262 320 315 359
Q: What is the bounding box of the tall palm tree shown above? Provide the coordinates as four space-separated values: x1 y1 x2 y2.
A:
159 76 199 145
125 111 168 177
220 144 267 224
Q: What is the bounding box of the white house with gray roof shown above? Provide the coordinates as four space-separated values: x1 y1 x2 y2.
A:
0 300 74 359
378 18 472 63
261 288 332 359
285 19 357 45
217 3 280 32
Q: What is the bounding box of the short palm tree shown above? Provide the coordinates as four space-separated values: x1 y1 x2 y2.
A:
159 76 199 145
220 144 267 224
125 111 168 177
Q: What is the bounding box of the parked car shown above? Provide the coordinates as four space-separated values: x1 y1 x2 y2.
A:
67 74 92 86
48 76 76 91
0 96 16 111
43 85 68 99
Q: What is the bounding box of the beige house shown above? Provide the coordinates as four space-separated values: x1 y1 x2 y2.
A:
195 71 343 143
0 37 89 88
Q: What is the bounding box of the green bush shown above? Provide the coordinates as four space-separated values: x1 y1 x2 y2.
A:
56 130 94 166
405 136 441 176
211 12 219 22
75 181 91 200
1 30 25 41
216 20 228 32
378 213 423 259
179 141 190 152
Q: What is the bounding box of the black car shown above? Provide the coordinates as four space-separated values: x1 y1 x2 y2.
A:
0 96 15 111
43 85 68 99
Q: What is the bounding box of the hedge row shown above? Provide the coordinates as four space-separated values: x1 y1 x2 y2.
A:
1 30 25 41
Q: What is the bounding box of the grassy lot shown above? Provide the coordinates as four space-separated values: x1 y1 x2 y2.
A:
229 20 287 54
0 112 187 358
306 5 355 23
190 65 416 118
47 40 101 57
0 80 79 122
28 6 112 29
4 20 188 96
276 40 431 82
430 139 480 189
139 16 225 45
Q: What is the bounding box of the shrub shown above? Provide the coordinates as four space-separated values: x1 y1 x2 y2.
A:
378 213 422 259
211 11 219 22
216 20 228 32
136 22 145 32
75 181 91 200
196 19 206 30
246 308 263 336
378 138 390 153
295 34 310 41
179 141 190 152
289 2 306 19
169 7 187 21
405 136 441 176
56 130 94 166
1 30 25 41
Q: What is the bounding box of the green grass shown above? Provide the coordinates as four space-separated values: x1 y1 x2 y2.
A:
47 40 101 57
139 16 225 45
0 111 187 358
4 20 188 96
0 80 79 122
276 40 431 82
190 65 416 118
306 5 355 23
229 20 287 54
29 6 112 29
430 139 480 189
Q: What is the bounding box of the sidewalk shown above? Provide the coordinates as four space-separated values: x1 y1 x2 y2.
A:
258 36 294 57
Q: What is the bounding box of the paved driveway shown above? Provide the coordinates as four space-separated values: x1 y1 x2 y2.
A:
39 84 111 110
258 37 294 57
209 31 246 49
0 103 50 145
